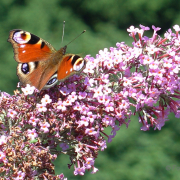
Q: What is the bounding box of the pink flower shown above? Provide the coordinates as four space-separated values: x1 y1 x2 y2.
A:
102 115 115 126
152 25 161 32
103 86 112 94
58 173 65 180
14 171 25 180
140 24 150 31
91 167 99 174
73 102 82 111
127 25 137 33
87 112 96 123
78 92 87 99
141 55 153 65
78 116 89 127
39 122 50 133
41 94 52 105
29 117 39 127
57 100 67 111
85 158 94 169
60 86 70 95
83 65 94 74
7 109 17 119
85 127 98 137
173 24 180 31
68 92 77 102
0 151 6 162
36 103 47 112
93 86 103 98
99 140 107 151
64 99 72 106
123 78 132 87
74 166 85 176
146 45 159 54
68 83 76 92
105 102 114 112
21 84 35 95
0 135 7 145
27 128 38 140
80 105 89 114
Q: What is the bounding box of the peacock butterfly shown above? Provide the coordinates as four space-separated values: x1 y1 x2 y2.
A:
8 29 86 90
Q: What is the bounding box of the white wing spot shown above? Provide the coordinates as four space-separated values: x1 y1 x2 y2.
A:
73 61 85 71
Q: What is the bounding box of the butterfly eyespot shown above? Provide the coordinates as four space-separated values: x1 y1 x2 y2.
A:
21 63 29 74
13 31 31 44
42 73 58 90
17 62 36 77
73 58 85 71
46 73 58 85
46 77 57 85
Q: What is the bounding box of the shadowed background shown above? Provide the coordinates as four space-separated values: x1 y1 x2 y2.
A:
1 0 180 179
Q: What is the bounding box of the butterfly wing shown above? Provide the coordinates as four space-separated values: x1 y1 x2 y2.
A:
8 29 56 62
57 54 86 81
16 61 59 90
8 29 62 90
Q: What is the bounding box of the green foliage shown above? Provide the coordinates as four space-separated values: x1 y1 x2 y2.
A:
0 0 180 179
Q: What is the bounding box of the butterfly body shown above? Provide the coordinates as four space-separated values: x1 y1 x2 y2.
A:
8 29 86 90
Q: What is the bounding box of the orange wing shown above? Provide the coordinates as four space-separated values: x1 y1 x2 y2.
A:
8 29 56 62
57 54 86 81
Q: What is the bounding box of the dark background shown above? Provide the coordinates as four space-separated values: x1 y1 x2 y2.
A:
1 0 180 179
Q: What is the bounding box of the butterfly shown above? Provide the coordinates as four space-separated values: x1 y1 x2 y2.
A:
8 29 86 90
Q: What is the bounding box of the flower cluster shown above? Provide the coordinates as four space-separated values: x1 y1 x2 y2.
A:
1 24 180 179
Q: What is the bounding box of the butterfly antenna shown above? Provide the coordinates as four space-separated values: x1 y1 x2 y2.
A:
66 30 86 46
61 21 65 45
